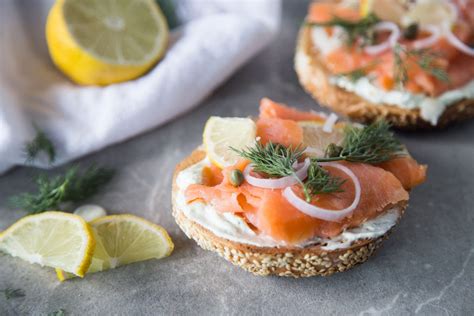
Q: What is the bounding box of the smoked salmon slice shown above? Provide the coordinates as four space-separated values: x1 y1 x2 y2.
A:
256 118 303 148
378 156 427 190
259 98 325 121
185 160 409 244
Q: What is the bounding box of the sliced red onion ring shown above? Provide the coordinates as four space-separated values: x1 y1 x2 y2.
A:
282 162 361 222
243 158 310 189
323 113 338 133
446 29 474 56
412 25 441 50
364 21 401 55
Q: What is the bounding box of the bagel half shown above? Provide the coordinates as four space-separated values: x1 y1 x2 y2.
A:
295 26 474 129
172 149 408 278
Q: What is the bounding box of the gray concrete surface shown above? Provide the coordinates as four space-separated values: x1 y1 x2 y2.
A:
1 1 473 315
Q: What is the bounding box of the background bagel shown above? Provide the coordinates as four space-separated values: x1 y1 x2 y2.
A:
294 26 474 129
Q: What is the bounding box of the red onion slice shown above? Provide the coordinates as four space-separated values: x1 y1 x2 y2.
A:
446 29 474 56
323 113 338 133
412 25 441 50
243 158 310 189
364 21 401 55
282 162 361 222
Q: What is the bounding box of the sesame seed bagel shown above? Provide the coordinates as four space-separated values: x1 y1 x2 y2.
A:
172 149 408 278
294 26 474 129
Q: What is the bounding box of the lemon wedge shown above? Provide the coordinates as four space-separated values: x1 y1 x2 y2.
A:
298 121 344 157
203 117 257 168
0 212 94 277
56 214 173 280
46 0 169 85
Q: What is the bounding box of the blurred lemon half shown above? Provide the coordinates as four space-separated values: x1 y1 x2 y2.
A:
46 0 169 85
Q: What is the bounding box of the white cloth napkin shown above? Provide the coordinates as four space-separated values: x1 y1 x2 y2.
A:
0 0 281 174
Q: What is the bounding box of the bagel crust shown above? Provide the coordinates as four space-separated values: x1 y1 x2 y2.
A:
295 26 474 129
172 149 408 277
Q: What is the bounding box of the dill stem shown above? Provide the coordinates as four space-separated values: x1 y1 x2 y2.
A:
314 157 346 162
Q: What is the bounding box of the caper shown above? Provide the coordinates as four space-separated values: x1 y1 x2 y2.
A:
403 23 419 40
230 169 244 187
325 143 343 158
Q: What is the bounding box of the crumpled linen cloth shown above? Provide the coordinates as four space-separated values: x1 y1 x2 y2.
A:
0 0 281 174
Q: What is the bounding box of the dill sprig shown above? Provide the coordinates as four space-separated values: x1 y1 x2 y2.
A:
393 44 450 87
305 160 346 197
339 60 379 82
9 165 114 214
232 142 304 178
48 309 66 316
232 142 344 202
1 288 25 300
24 128 56 164
320 121 404 164
306 13 379 46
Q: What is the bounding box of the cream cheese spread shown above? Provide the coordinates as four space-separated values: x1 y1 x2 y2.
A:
175 157 400 251
310 26 474 126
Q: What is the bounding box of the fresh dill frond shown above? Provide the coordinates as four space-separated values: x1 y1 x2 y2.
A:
48 309 66 316
340 68 367 82
2 288 25 300
393 44 450 87
320 121 404 164
232 142 344 202
304 160 346 197
306 13 379 46
231 142 304 178
339 60 379 82
9 165 114 214
24 128 56 164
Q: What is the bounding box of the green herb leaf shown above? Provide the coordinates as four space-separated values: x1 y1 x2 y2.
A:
339 60 379 82
48 309 66 316
393 44 450 87
232 142 345 202
304 160 346 197
231 142 304 178
24 128 56 164
320 121 404 164
307 13 380 46
9 165 114 214
2 288 25 300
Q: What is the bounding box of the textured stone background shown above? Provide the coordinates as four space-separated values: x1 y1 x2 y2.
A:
1 1 473 315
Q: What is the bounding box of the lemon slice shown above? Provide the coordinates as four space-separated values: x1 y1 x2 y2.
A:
402 1 456 28
0 212 94 277
362 0 408 24
203 117 257 168
298 121 345 157
56 214 173 280
359 0 375 17
46 0 169 85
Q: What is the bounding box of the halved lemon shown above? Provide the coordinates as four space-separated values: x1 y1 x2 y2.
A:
298 121 345 157
203 117 257 168
0 212 94 277
56 214 173 280
46 0 169 85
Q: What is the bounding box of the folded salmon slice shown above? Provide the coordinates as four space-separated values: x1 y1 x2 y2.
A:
256 118 303 148
378 156 427 190
185 160 409 244
260 98 325 121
